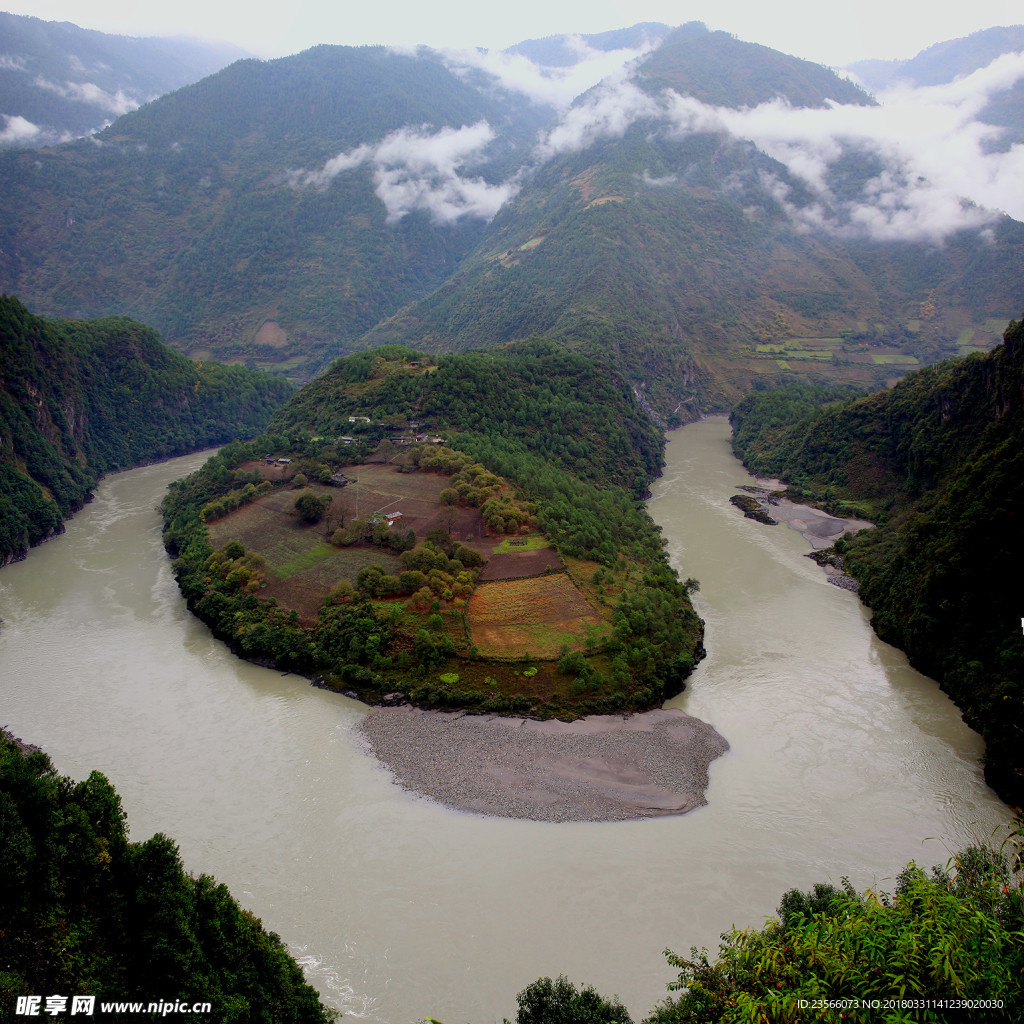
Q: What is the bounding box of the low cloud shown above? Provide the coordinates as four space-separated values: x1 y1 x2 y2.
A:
535 66 661 159
529 50 1024 242
0 114 41 144
0 53 28 72
34 76 140 116
440 39 656 110
295 121 518 224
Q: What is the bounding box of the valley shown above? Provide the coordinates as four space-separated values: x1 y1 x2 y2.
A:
2 9 1023 1018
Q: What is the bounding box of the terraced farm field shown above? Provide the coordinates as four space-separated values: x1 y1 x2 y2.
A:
466 574 608 659
207 485 402 622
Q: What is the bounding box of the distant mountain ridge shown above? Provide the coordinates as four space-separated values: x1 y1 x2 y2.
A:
844 25 1024 150
505 22 671 66
0 11 248 147
0 20 1019 415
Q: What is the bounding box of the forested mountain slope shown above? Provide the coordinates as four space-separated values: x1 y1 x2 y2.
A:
358 24 1022 415
730 319 1024 806
0 44 552 377
0 12 248 147
0 295 291 566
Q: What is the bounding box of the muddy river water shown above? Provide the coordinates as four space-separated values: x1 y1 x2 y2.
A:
0 417 1010 1022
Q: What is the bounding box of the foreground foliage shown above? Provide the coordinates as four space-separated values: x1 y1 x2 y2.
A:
509 837 1024 1024
730 319 1024 806
0 735 334 1022
0 295 292 566
647 840 1024 1023
509 976 633 1024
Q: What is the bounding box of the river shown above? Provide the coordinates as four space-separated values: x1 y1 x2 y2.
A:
0 418 1010 1022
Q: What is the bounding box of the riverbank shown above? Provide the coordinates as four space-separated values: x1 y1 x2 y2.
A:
358 707 729 822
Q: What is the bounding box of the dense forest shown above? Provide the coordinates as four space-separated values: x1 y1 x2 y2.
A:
0 295 292 566
0 732 335 1022
160 342 704 715
730 318 1024 806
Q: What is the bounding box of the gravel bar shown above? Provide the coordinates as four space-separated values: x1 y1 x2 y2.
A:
358 707 729 822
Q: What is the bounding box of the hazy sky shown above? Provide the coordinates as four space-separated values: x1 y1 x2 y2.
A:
4 0 1022 66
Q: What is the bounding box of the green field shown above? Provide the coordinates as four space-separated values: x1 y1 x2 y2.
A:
871 354 920 365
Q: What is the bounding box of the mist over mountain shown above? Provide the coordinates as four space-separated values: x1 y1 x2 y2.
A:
844 24 1024 150
0 11 248 147
0 18 1020 414
504 22 671 67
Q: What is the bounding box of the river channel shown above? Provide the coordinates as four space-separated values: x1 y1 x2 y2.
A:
0 417 1011 1022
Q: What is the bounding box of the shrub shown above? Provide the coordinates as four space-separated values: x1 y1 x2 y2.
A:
510 975 631 1024
295 492 331 523
439 672 460 685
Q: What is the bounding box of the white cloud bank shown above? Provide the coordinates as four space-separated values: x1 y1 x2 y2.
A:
293 48 1024 242
439 38 657 110
295 121 519 224
528 49 1024 242
0 113 41 144
34 76 140 116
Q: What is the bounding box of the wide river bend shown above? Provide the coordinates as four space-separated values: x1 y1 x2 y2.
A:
0 417 1010 1022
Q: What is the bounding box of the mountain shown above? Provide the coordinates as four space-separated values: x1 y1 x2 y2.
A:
845 25 1024 150
0 295 291 566
846 25 1024 90
360 25 1020 415
0 44 553 381
0 21 1019 415
730 320 1024 806
0 11 248 147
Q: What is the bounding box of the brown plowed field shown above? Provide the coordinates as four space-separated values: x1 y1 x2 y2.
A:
466 574 608 659
479 548 562 581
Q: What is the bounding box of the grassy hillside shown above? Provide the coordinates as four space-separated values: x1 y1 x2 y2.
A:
730 318 1024 806
0 295 291 566
161 344 705 717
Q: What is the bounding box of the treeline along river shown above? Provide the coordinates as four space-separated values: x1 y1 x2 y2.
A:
0 419 1011 1022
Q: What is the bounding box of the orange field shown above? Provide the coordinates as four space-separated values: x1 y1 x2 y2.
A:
466 574 608 659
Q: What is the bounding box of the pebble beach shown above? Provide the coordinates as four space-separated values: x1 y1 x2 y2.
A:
358 707 729 822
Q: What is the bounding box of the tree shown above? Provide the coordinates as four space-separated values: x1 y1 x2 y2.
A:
294 492 332 523
509 976 632 1024
438 505 460 535
292 472 309 488
377 439 398 464
325 494 352 534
